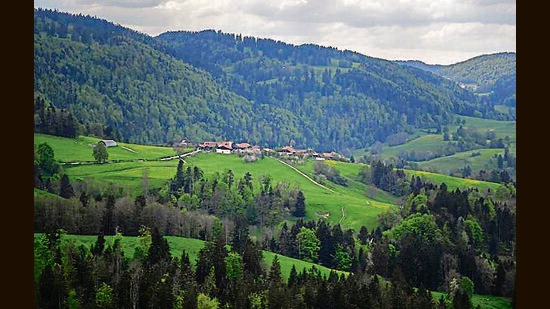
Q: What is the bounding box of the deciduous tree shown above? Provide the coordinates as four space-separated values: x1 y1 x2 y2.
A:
93 142 109 163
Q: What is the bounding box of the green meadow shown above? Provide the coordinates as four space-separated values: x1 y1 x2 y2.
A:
417 148 504 175
377 134 446 160
39 133 503 231
34 187 62 199
431 291 512 309
405 169 502 192
357 116 515 174
65 160 179 194
184 153 394 231
298 159 502 193
34 133 177 162
36 233 346 281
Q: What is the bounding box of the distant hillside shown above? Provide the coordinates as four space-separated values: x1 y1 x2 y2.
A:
397 53 516 110
35 9 504 151
157 30 503 151
394 60 443 74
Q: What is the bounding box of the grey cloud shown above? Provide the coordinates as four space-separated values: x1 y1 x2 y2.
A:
244 1 431 28
34 0 515 64
243 0 514 32
74 0 169 8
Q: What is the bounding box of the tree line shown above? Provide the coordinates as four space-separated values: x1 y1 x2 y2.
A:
35 223 483 309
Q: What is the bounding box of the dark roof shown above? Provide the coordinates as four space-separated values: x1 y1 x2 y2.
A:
100 140 117 147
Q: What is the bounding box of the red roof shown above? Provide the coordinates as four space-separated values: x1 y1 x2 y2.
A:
235 142 251 149
201 141 217 148
280 146 296 153
217 141 233 149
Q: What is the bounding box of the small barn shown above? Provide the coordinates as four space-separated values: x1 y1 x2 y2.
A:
99 139 118 147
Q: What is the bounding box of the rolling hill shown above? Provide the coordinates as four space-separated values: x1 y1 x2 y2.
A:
358 115 516 177
397 52 516 111
40 133 504 231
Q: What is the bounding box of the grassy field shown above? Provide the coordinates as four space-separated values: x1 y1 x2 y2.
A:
64 160 179 195
34 187 62 199
431 291 512 309
36 233 346 281
494 105 513 115
299 160 502 193
262 250 348 280
355 116 516 174
405 169 502 192
184 153 394 231
457 116 516 141
417 148 504 175
40 134 502 230
62 152 501 230
377 134 446 160
34 133 177 162
39 134 392 230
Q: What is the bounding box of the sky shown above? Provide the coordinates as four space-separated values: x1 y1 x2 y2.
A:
34 0 516 65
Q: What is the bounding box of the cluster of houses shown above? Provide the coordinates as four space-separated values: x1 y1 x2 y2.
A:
98 138 346 161
198 141 260 154
196 140 345 161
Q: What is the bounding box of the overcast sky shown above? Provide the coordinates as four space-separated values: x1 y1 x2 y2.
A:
34 0 515 65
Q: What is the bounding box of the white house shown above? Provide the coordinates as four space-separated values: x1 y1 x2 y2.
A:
216 144 232 154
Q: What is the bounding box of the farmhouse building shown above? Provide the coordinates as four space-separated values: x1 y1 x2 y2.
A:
216 144 232 154
279 146 297 155
235 142 251 150
199 142 218 150
99 139 117 147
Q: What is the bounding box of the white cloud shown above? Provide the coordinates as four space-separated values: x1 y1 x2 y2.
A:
34 0 516 64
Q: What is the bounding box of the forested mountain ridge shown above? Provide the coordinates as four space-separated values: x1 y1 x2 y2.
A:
35 8 506 151
34 9 259 145
397 52 516 109
157 30 506 150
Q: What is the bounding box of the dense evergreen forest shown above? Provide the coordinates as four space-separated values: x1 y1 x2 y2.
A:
34 9 510 152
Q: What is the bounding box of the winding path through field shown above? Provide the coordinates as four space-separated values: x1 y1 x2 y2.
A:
159 149 201 161
339 207 346 224
275 159 335 193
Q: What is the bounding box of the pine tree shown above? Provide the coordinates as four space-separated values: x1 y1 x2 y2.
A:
358 225 369 245
293 190 306 217
91 233 106 256
267 255 287 308
102 195 116 235
288 265 298 287
242 238 263 278
59 174 75 198
268 255 282 285
230 216 249 254
146 227 171 266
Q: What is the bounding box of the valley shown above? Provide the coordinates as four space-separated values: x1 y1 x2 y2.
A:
33 8 516 309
